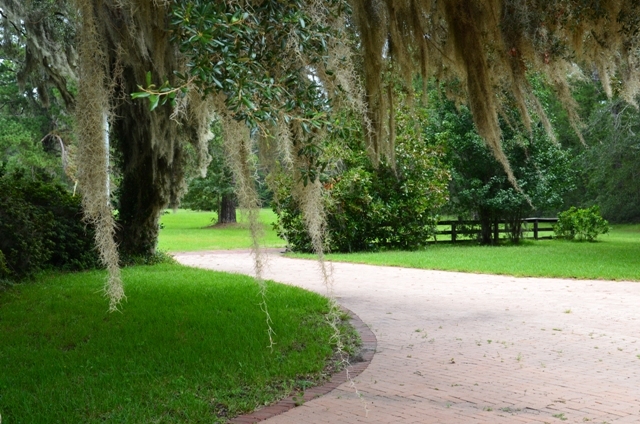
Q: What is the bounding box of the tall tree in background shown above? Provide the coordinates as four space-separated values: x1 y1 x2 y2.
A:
181 121 237 224
426 93 574 244
577 95 640 222
0 2 74 179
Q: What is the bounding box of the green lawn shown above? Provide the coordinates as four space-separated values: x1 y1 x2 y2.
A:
1 207 352 423
158 209 285 251
0 264 347 423
291 225 640 281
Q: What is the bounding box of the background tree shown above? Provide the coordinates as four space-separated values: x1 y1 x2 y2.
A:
0 15 73 180
535 74 640 223
574 96 640 222
181 121 237 224
426 91 575 244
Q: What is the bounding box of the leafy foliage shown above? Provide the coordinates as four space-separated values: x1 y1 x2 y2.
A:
0 169 99 280
181 122 236 213
427 91 575 243
169 0 345 130
0 60 72 179
274 107 449 252
555 205 610 241
576 97 640 222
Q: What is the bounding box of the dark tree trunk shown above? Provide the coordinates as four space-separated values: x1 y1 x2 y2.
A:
112 63 187 258
478 208 494 245
218 193 237 224
98 3 205 259
506 210 524 243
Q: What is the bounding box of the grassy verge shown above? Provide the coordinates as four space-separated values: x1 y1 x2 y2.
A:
290 225 640 281
0 264 351 423
158 209 284 251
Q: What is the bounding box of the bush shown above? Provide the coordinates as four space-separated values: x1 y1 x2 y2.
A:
0 170 100 280
554 205 610 241
273 105 449 253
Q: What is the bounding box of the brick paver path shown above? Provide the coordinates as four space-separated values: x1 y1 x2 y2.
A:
174 250 640 424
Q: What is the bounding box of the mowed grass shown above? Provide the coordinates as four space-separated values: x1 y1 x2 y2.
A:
158 209 284 251
292 225 640 281
0 264 341 423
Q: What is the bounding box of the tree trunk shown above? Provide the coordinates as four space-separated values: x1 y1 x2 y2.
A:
112 64 186 258
79 1 209 260
218 193 237 224
478 208 494 245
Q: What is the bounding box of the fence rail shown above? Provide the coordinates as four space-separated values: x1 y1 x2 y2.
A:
435 217 558 243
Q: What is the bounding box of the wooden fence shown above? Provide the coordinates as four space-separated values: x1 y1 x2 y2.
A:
435 217 558 243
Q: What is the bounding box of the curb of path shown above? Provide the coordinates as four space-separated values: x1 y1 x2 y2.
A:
229 307 377 423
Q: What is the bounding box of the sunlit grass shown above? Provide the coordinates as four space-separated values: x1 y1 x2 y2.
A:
158 208 284 251
0 264 339 423
291 225 640 281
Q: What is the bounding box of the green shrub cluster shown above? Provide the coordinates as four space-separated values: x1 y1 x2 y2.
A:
0 169 100 280
274 106 450 253
554 205 610 241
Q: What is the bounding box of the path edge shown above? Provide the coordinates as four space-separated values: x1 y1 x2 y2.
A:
229 307 377 423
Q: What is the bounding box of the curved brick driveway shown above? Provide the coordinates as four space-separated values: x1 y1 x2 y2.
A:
174 250 640 424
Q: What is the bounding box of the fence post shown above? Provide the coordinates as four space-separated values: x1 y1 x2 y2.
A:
451 223 457 243
533 219 539 240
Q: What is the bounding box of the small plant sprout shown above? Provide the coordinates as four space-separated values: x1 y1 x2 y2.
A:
564 309 572 314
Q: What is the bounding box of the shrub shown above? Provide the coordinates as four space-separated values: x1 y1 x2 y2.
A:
554 205 610 241
0 169 100 279
273 105 450 253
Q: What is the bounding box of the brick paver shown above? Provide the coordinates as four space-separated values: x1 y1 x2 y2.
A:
174 249 640 424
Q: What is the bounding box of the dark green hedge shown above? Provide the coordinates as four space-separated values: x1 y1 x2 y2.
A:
0 169 100 281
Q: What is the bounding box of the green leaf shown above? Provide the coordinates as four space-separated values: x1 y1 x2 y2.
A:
149 94 160 111
131 91 150 99
145 71 152 87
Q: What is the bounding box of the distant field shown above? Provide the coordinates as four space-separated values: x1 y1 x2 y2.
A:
290 224 640 281
158 208 285 251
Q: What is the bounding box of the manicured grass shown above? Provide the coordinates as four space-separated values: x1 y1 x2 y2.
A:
0 264 342 423
158 209 285 251
291 225 640 281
